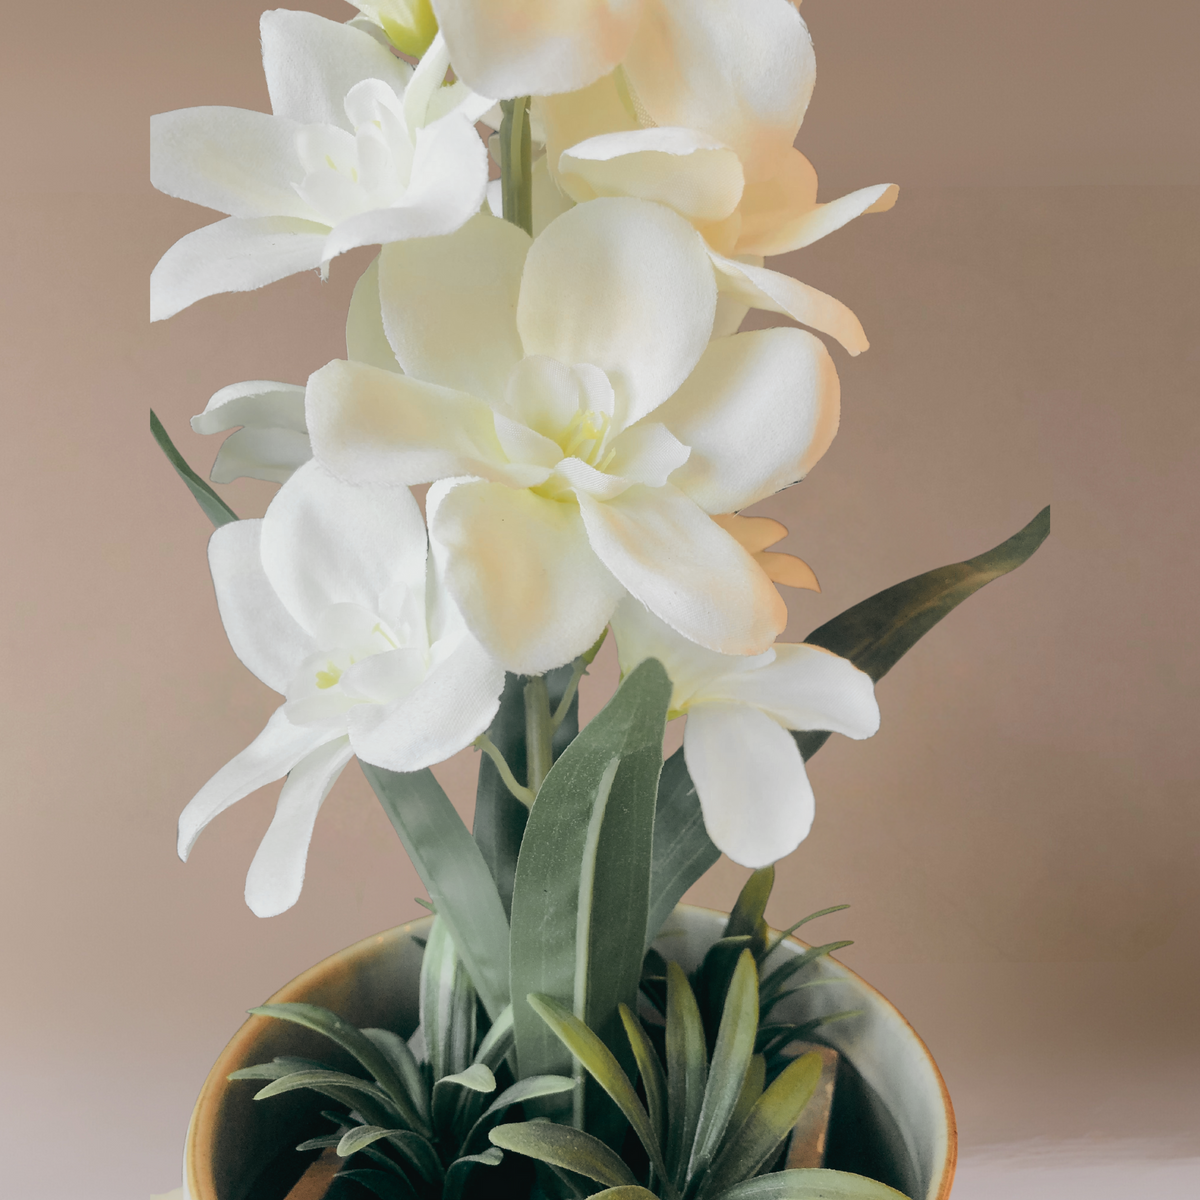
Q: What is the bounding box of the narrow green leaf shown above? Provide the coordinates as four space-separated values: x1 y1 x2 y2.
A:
249 1003 426 1133
795 507 1050 760
664 961 707 1189
376 1130 444 1186
473 665 580 918
420 917 477 1083
694 936 754 1043
361 763 511 1022
361 1029 429 1126
710 1168 912 1200
646 747 720 946
526 994 670 1187
432 1063 496 1139
763 907 850 959
724 869 774 942
338 1125 406 1157
473 1004 515 1073
442 1147 504 1200
149 409 238 527
463 1075 578 1152
227 1055 326 1082
335 1168 419 1200
726 1054 765 1145
619 1005 667 1154
758 943 854 1009
488 1122 637 1188
688 951 759 1185
509 660 671 1119
701 1052 824 1198
296 1133 343 1152
588 1190 660 1200
252 1069 403 1126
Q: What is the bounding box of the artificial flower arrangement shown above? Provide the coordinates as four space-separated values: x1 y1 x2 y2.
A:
150 3 1048 1198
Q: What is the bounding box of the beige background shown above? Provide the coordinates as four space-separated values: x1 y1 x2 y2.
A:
2 2 1197 1196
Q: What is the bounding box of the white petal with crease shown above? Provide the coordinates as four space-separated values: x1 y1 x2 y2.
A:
684 701 815 867
244 735 355 917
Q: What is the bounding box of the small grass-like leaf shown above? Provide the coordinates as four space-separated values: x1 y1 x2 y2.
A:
488 1122 637 1188
620 1004 668 1153
665 961 707 1190
709 1168 912 1199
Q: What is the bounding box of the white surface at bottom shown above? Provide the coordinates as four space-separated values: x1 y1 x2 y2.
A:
954 1138 1200 1199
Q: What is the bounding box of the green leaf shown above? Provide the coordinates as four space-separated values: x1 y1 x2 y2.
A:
588 1191 660 1200
509 659 671 1122
227 1055 327 1082
795 506 1050 761
149 409 238 528
334 1168 419 1200
420 917 477 1083
361 1029 429 1127
361 764 511 1022
296 1134 343 1152
488 1122 637 1188
758 943 854 1011
249 1003 427 1134
473 665 580 918
338 1125 407 1157
619 1005 667 1154
688 951 759 1185
463 1075 578 1152
473 1004 515 1073
442 1147 504 1200
646 747 720 945
726 1054 765 1145
763 907 850 959
664 961 707 1189
251 1068 404 1128
701 1052 824 1198
710 1168 912 1200
694 936 754 1043
526 994 670 1187
724 869 774 944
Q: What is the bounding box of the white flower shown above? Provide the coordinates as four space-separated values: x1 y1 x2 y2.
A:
307 199 840 674
150 10 492 320
536 0 897 350
177 460 504 917
611 597 880 868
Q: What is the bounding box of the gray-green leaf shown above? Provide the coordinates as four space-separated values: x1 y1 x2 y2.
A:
488 1122 638 1188
711 1168 912 1200
150 409 238 527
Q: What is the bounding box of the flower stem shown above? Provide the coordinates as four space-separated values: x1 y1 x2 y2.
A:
523 675 553 796
499 96 533 235
475 733 534 808
550 628 608 731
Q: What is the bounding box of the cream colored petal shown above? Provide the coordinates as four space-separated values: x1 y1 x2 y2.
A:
379 214 530 404
517 198 716 429
578 484 785 655
605 421 690 488
428 479 624 673
709 251 869 357
733 148 819 252
623 0 814 182
431 0 642 98
538 74 639 188
655 327 839 513
346 256 400 372
307 359 508 486
559 128 744 224
707 643 880 739
683 701 815 867
740 182 899 258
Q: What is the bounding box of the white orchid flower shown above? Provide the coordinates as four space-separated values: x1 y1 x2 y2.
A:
612 597 880 868
307 199 840 674
150 10 493 320
178 459 504 917
535 0 897 349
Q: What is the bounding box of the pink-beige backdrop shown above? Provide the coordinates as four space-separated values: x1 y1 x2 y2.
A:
2 3 1198 1197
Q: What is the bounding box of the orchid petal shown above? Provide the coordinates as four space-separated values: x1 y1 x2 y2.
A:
178 706 324 861
683 701 815 867
606 421 690 489
379 213 529 403
517 197 716 429
707 644 880 739
261 9 411 129
149 216 329 321
623 0 814 182
259 460 427 632
319 114 489 260
348 633 504 770
538 75 640 188
346 257 400 371
150 107 308 219
307 360 508 485
428 479 624 673
193 381 307 434
558 128 745 224
577 484 786 655
207 519 317 693
741 182 899 258
244 735 355 917
431 0 641 99
211 427 313 485
655 327 839 512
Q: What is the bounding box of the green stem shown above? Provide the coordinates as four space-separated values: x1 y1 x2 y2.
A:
550 628 608 731
475 734 534 808
499 96 533 235
523 675 553 796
